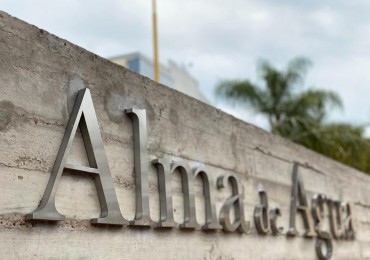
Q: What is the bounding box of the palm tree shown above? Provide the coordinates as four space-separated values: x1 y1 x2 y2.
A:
216 57 341 132
216 57 370 174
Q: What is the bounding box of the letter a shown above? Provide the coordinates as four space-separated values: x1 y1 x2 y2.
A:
26 88 128 225
217 173 250 233
287 163 316 237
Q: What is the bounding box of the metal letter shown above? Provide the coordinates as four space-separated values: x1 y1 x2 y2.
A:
270 208 284 235
125 109 152 227
328 199 345 239
287 163 316 237
312 193 331 240
254 184 271 235
152 158 176 228
316 238 333 260
193 166 222 230
217 173 250 233
171 161 199 229
153 160 216 229
26 88 128 225
343 203 355 240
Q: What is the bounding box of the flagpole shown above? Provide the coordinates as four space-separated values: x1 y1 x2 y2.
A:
152 0 160 82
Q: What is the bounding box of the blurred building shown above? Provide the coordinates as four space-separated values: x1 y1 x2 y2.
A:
110 52 208 103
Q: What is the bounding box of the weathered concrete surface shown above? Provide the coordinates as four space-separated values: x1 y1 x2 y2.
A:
0 10 369 260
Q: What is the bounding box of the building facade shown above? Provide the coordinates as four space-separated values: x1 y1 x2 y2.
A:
110 52 208 103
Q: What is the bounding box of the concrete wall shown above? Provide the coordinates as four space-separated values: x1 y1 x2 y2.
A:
0 11 369 259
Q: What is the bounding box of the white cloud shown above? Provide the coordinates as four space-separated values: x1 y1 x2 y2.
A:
309 9 339 32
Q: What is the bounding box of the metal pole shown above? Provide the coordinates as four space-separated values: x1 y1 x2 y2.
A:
152 0 160 82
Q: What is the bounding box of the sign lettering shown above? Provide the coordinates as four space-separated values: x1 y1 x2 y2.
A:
23 88 356 260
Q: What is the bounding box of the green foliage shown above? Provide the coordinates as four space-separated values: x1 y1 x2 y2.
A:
215 57 370 174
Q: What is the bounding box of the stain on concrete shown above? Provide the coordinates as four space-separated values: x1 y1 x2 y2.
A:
0 100 15 131
144 98 155 123
169 108 179 126
67 76 86 114
230 133 238 170
104 92 126 123
41 84 61 108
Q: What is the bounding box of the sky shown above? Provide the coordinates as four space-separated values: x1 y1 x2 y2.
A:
1 0 370 130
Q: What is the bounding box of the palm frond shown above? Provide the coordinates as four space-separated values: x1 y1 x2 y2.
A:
285 57 311 87
284 89 343 123
215 80 267 110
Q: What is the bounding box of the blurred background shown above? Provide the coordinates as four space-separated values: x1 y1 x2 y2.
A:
2 0 370 174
